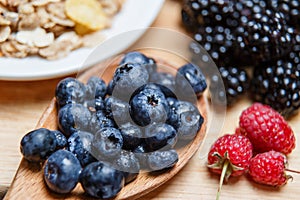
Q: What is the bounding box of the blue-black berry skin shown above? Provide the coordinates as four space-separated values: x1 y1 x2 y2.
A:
20 128 57 162
86 76 107 99
113 151 140 184
80 161 124 199
112 63 149 101
119 122 142 150
120 51 157 75
91 127 123 160
133 144 150 169
58 103 92 137
84 96 105 111
130 87 169 126
55 77 86 108
68 131 96 167
144 123 178 151
147 149 179 171
176 63 207 97
104 96 132 125
167 100 203 140
44 150 81 194
51 130 67 149
150 72 176 97
89 110 116 134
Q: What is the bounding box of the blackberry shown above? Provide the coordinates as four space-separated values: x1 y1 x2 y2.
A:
210 66 250 105
268 0 300 28
181 0 236 31
234 7 293 64
251 55 300 118
192 25 236 66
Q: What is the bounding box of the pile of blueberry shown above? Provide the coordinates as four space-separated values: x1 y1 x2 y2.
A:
20 52 206 199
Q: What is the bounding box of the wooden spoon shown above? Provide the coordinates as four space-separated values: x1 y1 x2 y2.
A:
4 54 208 200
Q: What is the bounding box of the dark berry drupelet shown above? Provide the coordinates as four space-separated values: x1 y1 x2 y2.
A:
218 66 250 105
268 0 300 28
234 7 293 65
192 26 236 66
181 0 237 31
251 56 300 118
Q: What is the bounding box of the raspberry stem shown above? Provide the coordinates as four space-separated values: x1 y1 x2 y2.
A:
216 159 230 200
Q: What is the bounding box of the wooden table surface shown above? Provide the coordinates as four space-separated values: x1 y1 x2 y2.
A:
1 1 299 199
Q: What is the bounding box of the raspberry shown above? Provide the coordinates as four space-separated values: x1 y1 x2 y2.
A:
207 134 253 200
248 151 291 187
237 103 296 154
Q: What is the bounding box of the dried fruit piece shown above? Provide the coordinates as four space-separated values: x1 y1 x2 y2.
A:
65 0 109 32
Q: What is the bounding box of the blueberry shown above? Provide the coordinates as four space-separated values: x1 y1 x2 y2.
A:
104 96 131 125
91 127 123 160
119 122 142 150
86 76 107 99
55 77 86 108
89 110 116 134
44 149 81 194
58 103 92 137
176 63 207 97
106 80 114 96
80 161 124 199
68 131 96 167
51 130 67 149
84 96 105 111
168 101 204 140
144 123 178 151
120 51 157 75
113 151 140 184
150 72 176 97
20 128 57 162
133 144 149 169
130 87 169 126
112 63 149 101
166 97 178 107
147 149 178 171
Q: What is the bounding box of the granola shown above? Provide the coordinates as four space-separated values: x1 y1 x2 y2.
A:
0 0 123 59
